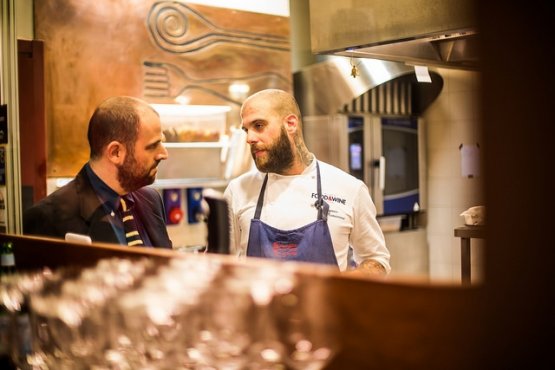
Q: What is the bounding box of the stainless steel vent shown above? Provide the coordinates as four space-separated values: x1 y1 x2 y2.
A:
293 56 415 116
293 56 443 116
308 0 477 70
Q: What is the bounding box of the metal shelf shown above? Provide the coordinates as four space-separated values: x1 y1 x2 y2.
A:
163 142 226 149
152 178 228 189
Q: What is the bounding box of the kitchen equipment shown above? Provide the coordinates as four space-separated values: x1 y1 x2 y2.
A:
151 104 231 180
304 114 426 216
201 188 230 254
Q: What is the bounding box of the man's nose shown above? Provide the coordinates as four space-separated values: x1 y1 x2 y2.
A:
246 130 258 144
158 145 169 160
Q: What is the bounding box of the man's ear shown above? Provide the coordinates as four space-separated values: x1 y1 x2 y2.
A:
106 141 126 165
284 113 299 134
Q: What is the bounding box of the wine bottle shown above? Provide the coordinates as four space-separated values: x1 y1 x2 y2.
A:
0 241 17 369
1 241 15 275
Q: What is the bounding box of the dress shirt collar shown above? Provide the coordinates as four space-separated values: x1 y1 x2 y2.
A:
84 162 121 213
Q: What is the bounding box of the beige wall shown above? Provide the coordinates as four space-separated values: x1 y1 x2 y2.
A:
15 0 33 38
424 68 484 282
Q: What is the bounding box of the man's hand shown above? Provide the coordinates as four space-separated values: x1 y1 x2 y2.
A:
346 259 387 276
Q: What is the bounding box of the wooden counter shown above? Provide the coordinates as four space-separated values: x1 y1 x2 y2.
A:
1 232 486 370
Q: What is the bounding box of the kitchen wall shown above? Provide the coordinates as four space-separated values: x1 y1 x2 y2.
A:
34 0 291 177
424 68 484 283
15 0 33 38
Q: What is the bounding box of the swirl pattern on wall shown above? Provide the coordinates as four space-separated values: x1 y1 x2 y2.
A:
147 1 290 54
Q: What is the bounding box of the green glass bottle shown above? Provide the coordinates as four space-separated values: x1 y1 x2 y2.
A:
1 242 17 369
1 241 16 275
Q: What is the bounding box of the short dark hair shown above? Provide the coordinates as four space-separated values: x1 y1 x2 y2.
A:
87 96 146 159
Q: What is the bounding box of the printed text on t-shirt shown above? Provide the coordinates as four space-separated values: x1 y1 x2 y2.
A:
311 193 346 205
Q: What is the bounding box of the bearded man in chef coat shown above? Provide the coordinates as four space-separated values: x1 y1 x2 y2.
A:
224 89 390 274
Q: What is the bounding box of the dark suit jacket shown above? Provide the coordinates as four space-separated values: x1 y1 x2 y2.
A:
23 166 172 248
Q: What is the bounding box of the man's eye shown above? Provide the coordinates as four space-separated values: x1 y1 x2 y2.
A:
148 142 161 150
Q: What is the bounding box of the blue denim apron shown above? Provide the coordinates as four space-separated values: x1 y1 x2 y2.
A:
246 162 339 268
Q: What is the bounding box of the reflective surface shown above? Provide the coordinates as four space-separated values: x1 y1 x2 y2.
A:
3 257 339 369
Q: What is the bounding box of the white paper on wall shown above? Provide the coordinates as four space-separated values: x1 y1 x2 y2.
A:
460 143 480 178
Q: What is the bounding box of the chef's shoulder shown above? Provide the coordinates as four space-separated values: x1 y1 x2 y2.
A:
226 169 265 191
318 161 368 191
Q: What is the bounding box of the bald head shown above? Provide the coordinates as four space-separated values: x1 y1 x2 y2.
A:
242 89 302 124
87 96 159 159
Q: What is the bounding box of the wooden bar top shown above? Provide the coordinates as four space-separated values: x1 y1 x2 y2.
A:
1 232 487 370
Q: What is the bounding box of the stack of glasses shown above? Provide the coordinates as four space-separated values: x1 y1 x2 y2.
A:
1 255 338 370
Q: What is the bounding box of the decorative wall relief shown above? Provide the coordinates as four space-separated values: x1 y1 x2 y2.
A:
35 0 291 177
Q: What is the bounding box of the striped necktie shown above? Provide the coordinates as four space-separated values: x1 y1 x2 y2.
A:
119 196 144 247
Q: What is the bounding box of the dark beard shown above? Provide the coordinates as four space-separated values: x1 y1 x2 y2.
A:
117 151 157 193
252 127 294 174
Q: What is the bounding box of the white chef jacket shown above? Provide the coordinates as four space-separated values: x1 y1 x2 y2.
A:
223 158 391 272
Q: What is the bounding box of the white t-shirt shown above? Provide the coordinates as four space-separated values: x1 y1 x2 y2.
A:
224 159 391 272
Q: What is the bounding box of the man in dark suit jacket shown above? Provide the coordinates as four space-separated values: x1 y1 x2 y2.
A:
23 96 172 248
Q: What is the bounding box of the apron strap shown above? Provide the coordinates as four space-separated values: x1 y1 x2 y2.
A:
314 161 327 220
254 173 269 220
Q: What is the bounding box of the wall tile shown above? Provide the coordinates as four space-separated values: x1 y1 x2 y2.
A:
427 207 453 236
429 234 451 262
451 178 485 209
451 119 479 147
449 69 480 93
427 119 452 151
428 177 452 207
429 262 457 282
448 90 479 121
428 148 457 178
423 90 450 124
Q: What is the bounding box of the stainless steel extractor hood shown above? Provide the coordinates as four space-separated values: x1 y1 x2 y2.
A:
293 56 416 116
308 0 478 70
